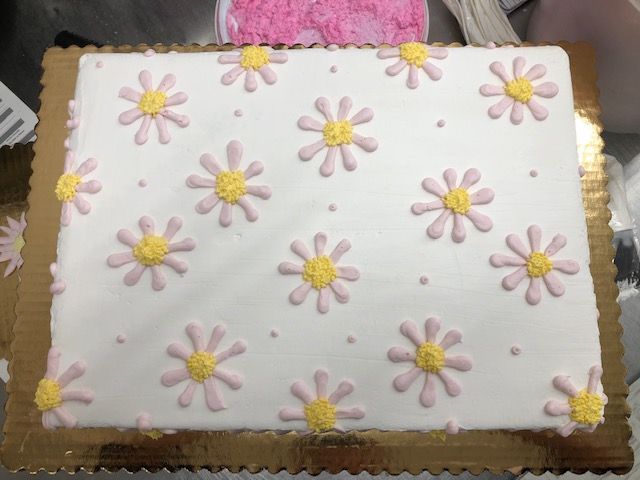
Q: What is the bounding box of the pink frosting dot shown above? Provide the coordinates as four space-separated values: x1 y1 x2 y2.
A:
144 48 156 57
234 109 243 117
578 165 586 177
347 335 357 343
328 203 338 211
96 61 104 68
419 275 429 285
138 179 148 187
116 334 127 344
486 41 497 49
327 44 339 51
437 119 446 128
511 344 522 355
270 329 279 338
330 65 338 73
529 169 538 178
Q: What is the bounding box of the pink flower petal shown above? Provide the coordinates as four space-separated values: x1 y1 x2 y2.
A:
124 263 146 286
76 180 102 194
119 86 142 103
161 368 190 386
407 64 419 89
134 115 153 145
459 168 481 189
349 107 374 126
445 355 472 371
57 360 86 388
243 161 264 180
553 375 579 397
45 347 61 380
167 238 195 252
351 133 378 153
186 322 206 351
167 342 192 360
314 369 329 397
438 370 462 397
297 115 325 131
525 277 542 305
226 140 243 170
206 324 226 353
246 185 271 199
377 47 400 59
443 168 457 190
545 234 567 256
291 239 312 260
164 92 188 106
428 47 448 59
237 197 258 222
155 115 171 144
506 233 530 259
73 195 91 215
257 65 277 84
314 232 327 256
534 82 559 98
513 56 526 78
156 73 176 92
336 266 359 281
162 255 188 274
289 282 312 305
543 271 565 297
329 380 355 404
278 261 304 275
329 238 351 263
221 65 244 85
212 367 243 389
139 216 155 235
510 101 524 125
52 406 77 428
340 145 358 171
336 406 365 419
400 319 424 346
421 177 447 197
315 97 334 121
425 317 441 342
552 259 580 274
117 228 139 247
524 64 546 81
466 209 493 232
291 380 314 404
527 99 549 121
317 287 331 313
422 61 442 81
299 139 326 161
337 96 352 121
439 328 462 350
393 367 423 392
219 202 233 227
107 251 136 268
557 421 579 437
426 209 451 239
268 52 288 63
215 340 247 363
279 407 306 421
319 147 337 177
329 280 349 303
218 54 241 64
139 70 153 90
545 400 572 416
150 265 166 291
60 202 72 227
489 61 511 83
60 389 94 403
490 254 526 267
420 373 437 407
119 107 144 125
469 187 494 205
411 200 444 215
488 96 515 119
501 266 528 291
178 381 198 407
479 84 504 96
160 109 189 127
387 346 415 363
385 59 407 76
588 365 603 394
451 213 466 243
527 225 542 251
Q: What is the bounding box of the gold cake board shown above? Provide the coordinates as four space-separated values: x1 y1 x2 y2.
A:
0 42 632 474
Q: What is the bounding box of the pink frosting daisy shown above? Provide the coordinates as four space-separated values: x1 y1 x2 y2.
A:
0 212 26 277
279 368 365 433
377 42 448 89
298 96 378 177
55 151 102 226
411 168 494 242
278 232 360 314
218 46 288 92
186 140 272 227
107 216 196 291
490 225 580 305
161 322 246 411
479 56 559 125
388 317 472 408
34 346 94 430
545 365 607 437
118 70 190 145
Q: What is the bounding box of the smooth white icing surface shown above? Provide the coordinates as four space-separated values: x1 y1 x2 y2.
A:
51 46 602 431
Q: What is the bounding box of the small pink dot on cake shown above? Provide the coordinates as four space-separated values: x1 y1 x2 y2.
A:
144 49 156 57
419 275 429 285
578 165 586 177
270 329 279 338
330 65 338 73
234 109 243 117
116 334 127 344
437 119 446 128
511 344 522 355
96 61 104 68
328 203 338 212
347 335 357 343
138 179 148 187
529 169 538 177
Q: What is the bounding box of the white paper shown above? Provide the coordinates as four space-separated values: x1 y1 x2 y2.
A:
0 80 37 147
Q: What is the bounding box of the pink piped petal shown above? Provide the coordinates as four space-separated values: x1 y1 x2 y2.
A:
329 238 351 263
203 378 225 411
289 282 312 305
243 161 264 180
291 380 315 404
164 92 188 106
317 287 331 313
155 115 171 144
411 200 444 214
162 216 183 241
139 215 155 235
42 411 53 430
314 232 327 256
73 195 91 215
336 266 359 281
588 365 603 394
442 168 457 190
297 115 325 131
119 86 142 103
458 168 481 189
226 140 243 170
543 271 565 297
246 185 272 199
445 355 473 371
552 259 580 274
534 82 559 98
57 361 86 388
439 328 463 350
513 56 526 78
469 187 494 205
425 317 441 343
510 101 524 125
544 234 567 257
386 59 407 76
162 255 187 274
278 261 304 275
479 84 505 96
218 54 242 64
351 133 378 153
315 97 334 121
268 52 288 63
421 177 447 197
117 228 139 247
445 420 459 435
506 233 530 259
393 367 423 392
221 65 244 85
407 64 419 89
328 380 355 405
107 251 136 268
527 224 542 251
160 109 189 127
167 238 195 252
329 280 349 303
205 324 226 353
557 421 579 437
377 47 400 59
291 239 312 260
139 70 153 90
124 263 146 286
60 389 94 403
161 367 190 386
199 153 223 176
337 96 352 121
502 266 528 290
422 61 442 81
553 375 579 397
167 342 192 360
387 346 416 363
215 340 247 363
134 115 153 145
150 266 166 291
525 277 542 305
63 151 74 173
340 145 358 171
427 209 451 239
119 108 144 125
156 73 176 93
466 209 493 232
527 99 549 121
490 254 525 267
489 61 511 83
279 407 306 421
60 203 72 227
320 147 337 177
186 322 206 351
420 373 437 407
237 197 258 222
299 139 326 161
545 400 572 416
349 107 374 126
52 406 77 428
524 64 547 81
178 381 198 407
428 47 448 59
219 202 233 227
451 213 466 243
336 406 365 419
212 367 243 389
314 369 329 397
488 96 514 119
45 347 61 380
400 319 424 347
76 180 102 194
437 370 462 397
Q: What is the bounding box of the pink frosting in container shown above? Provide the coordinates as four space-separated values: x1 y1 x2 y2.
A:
217 0 428 46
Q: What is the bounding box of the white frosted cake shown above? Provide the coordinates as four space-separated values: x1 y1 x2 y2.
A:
36 44 605 437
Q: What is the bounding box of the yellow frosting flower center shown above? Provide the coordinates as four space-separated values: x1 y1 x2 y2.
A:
568 389 604 425
215 170 247 204
138 90 167 116
303 255 337 289
12 234 25 254
526 251 553 278
415 342 445 373
133 235 169 266
34 378 62 411
323 120 353 146
142 429 164 440
187 351 216 383
442 188 471 215
304 397 337 433
504 77 534 103
399 42 429 67
240 45 270 70
55 174 82 202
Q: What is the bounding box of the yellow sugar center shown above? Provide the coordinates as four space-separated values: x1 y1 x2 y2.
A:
323 120 353 146
399 42 429 67
240 45 270 70
138 90 167 116
186 351 216 383
415 342 445 373
526 251 553 278
142 429 164 440
12 234 25 254
55 174 82 202
442 188 471 215
303 255 337 289
504 77 534 103
569 389 603 425
215 170 247 204
133 235 169 266
34 378 62 411
304 398 337 433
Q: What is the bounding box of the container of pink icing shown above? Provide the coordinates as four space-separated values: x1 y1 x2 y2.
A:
215 0 428 46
